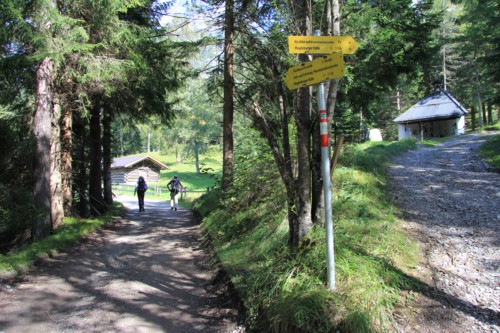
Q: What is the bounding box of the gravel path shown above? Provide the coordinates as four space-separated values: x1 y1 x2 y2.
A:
0 197 243 333
389 132 500 333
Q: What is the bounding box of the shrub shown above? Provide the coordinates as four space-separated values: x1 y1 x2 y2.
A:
0 184 37 254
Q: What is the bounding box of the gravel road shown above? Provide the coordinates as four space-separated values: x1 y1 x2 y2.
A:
0 197 242 333
389 132 500 333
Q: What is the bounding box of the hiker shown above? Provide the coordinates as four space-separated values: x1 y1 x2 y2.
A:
134 176 148 212
167 175 183 211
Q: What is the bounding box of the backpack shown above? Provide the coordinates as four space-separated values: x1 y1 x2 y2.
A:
137 179 147 192
172 178 181 190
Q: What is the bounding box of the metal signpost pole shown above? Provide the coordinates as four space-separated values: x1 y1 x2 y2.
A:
314 30 335 290
287 31 356 290
318 82 335 290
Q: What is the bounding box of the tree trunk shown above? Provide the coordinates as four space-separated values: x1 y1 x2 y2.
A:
249 101 297 246
487 102 492 124
61 107 73 216
222 0 235 192
312 0 338 227
89 97 105 215
147 127 151 153
482 102 487 125
33 57 54 240
293 85 313 247
102 106 113 205
119 123 124 156
470 105 476 131
275 77 293 192
50 95 64 229
194 140 200 174
469 61 483 127
311 111 324 225
310 0 342 227
290 0 314 247
74 115 89 218
250 102 294 194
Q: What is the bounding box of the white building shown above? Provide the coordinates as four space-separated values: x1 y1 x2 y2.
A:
394 90 467 141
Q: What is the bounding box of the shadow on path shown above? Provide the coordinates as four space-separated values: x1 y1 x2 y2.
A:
0 196 239 333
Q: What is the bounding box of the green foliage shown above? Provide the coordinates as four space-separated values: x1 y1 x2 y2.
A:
192 188 221 218
336 0 441 140
484 123 500 131
168 77 223 162
479 134 500 170
0 185 37 253
0 203 125 277
0 112 37 252
456 0 500 105
196 136 419 332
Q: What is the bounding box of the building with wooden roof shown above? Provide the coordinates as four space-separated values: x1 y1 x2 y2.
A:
111 154 169 184
394 89 468 140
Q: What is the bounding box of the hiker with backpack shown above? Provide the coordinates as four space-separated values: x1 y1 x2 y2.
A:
167 175 183 211
134 176 148 212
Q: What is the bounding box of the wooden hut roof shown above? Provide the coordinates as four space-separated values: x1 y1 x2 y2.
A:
394 90 467 124
111 154 169 170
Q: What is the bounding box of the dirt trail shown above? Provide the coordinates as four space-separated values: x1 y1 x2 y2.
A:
389 132 500 333
0 197 242 333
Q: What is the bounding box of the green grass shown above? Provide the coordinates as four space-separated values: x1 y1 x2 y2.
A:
483 123 500 131
195 139 421 332
114 150 223 208
480 134 500 170
0 203 125 278
420 137 450 147
339 138 417 174
149 150 222 191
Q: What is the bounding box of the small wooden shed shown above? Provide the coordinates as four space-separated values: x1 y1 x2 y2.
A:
111 154 169 184
394 89 467 141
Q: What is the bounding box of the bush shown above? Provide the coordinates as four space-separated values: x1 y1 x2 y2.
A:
480 134 500 170
0 184 37 254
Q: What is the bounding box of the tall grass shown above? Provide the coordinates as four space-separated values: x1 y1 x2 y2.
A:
480 134 500 170
195 138 420 332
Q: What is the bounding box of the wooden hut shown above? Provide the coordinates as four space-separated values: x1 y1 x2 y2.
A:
394 89 467 141
111 154 169 184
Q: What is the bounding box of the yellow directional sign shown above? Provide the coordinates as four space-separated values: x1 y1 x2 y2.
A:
288 36 358 55
284 53 344 90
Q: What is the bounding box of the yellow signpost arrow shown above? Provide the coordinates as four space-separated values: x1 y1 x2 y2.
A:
288 36 358 55
284 53 344 90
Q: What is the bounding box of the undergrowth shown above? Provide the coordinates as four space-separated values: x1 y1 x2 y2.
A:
479 133 500 170
194 137 419 332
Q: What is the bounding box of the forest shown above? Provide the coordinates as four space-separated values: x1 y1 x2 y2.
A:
0 0 499 329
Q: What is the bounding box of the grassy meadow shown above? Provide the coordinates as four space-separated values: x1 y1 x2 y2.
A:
149 150 222 190
113 149 223 206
